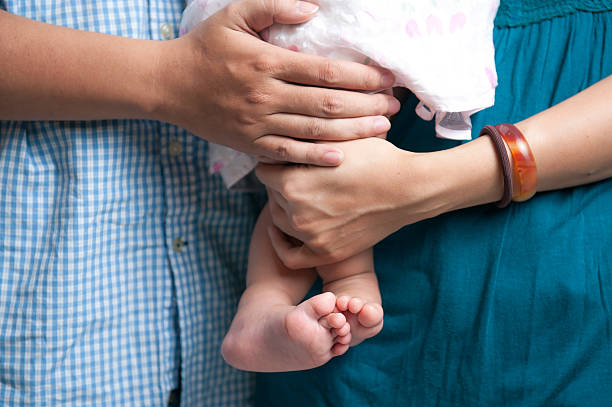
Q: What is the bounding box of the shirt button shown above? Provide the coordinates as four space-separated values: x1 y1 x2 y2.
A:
168 140 182 156
160 23 175 40
172 237 185 253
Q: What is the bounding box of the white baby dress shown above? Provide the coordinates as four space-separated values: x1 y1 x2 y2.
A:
180 0 500 188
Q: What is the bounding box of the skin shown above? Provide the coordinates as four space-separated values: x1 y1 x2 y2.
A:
0 0 401 165
256 74 612 269
222 207 383 372
0 0 401 373
222 208 352 372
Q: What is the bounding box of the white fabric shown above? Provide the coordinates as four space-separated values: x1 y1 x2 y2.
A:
180 0 500 188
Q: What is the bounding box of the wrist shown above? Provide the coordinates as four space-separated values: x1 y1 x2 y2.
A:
391 148 458 227
146 37 208 128
132 39 174 122
395 136 505 227
442 137 505 211
80 36 170 121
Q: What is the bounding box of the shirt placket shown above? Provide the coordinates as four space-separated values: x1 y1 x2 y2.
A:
148 1 189 403
159 123 209 406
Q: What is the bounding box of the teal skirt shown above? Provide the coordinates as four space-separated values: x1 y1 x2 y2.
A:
256 8 612 407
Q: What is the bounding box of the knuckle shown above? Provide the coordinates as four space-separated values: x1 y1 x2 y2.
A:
253 54 279 75
235 111 258 126
289 213 308 231
274 141 290 161
318 61 342 86
279 182 295 199
245 89 272 106
282 255 300 270
309 235 329 253
289 213 300 228
321 95 344 116
305 120 326 139
303 145 318 164
362 70 381 90
353 118 371 137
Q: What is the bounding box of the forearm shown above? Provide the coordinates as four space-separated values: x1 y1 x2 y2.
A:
246 205 316 302
403 75 612 220
516 75 612 191
254 77 611 267
0 10 163 121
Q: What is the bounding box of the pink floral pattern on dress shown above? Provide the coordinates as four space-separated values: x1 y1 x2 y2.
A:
179 0 501 186
449 12 467 33
426 15 443 35
405 20 421 37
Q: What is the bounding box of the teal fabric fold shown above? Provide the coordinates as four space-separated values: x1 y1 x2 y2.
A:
256 7 612 407
495 0 612 26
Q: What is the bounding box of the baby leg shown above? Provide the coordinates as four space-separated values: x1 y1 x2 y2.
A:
318 249 384 346
221 204 351 372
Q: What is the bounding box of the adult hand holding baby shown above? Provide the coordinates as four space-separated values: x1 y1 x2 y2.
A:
257 134 509 269
158 0 399 165
258 74 612 270
0 0 398 165
256 137 431 268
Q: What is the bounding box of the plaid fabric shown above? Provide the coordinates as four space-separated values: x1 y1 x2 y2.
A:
0 2 263 406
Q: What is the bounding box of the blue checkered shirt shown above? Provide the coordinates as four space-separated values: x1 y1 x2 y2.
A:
0 1 263 405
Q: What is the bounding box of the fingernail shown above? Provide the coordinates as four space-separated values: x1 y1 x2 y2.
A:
374 117 391 133
323 150 344 165
296 1 319 14
389 98 401 115
382 72 395 88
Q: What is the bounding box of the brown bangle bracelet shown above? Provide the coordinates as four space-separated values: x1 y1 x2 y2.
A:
495 123 537 202
480 125 514 208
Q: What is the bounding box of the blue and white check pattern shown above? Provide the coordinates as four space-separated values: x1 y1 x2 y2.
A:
0 1 263 405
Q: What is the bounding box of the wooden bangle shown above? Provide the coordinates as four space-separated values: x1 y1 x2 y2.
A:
480 125 514 208
495 123 537 202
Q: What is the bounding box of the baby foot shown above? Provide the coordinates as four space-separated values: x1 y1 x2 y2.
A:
336 295 384 347
222 292 350 372
284 292 352 366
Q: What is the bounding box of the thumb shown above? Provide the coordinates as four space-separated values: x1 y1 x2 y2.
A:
234 0 319 34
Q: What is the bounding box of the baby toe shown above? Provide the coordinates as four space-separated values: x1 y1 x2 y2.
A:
333 322 351 337
358 303 384 328
336 296 351 312
331 343 349 357
327 312 346 329
347 297 365 314
335 332 352 345
309 292 337 317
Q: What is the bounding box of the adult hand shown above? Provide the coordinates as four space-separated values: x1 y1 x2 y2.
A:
157 0 400 166
255 137 433 268
256 133 512 269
